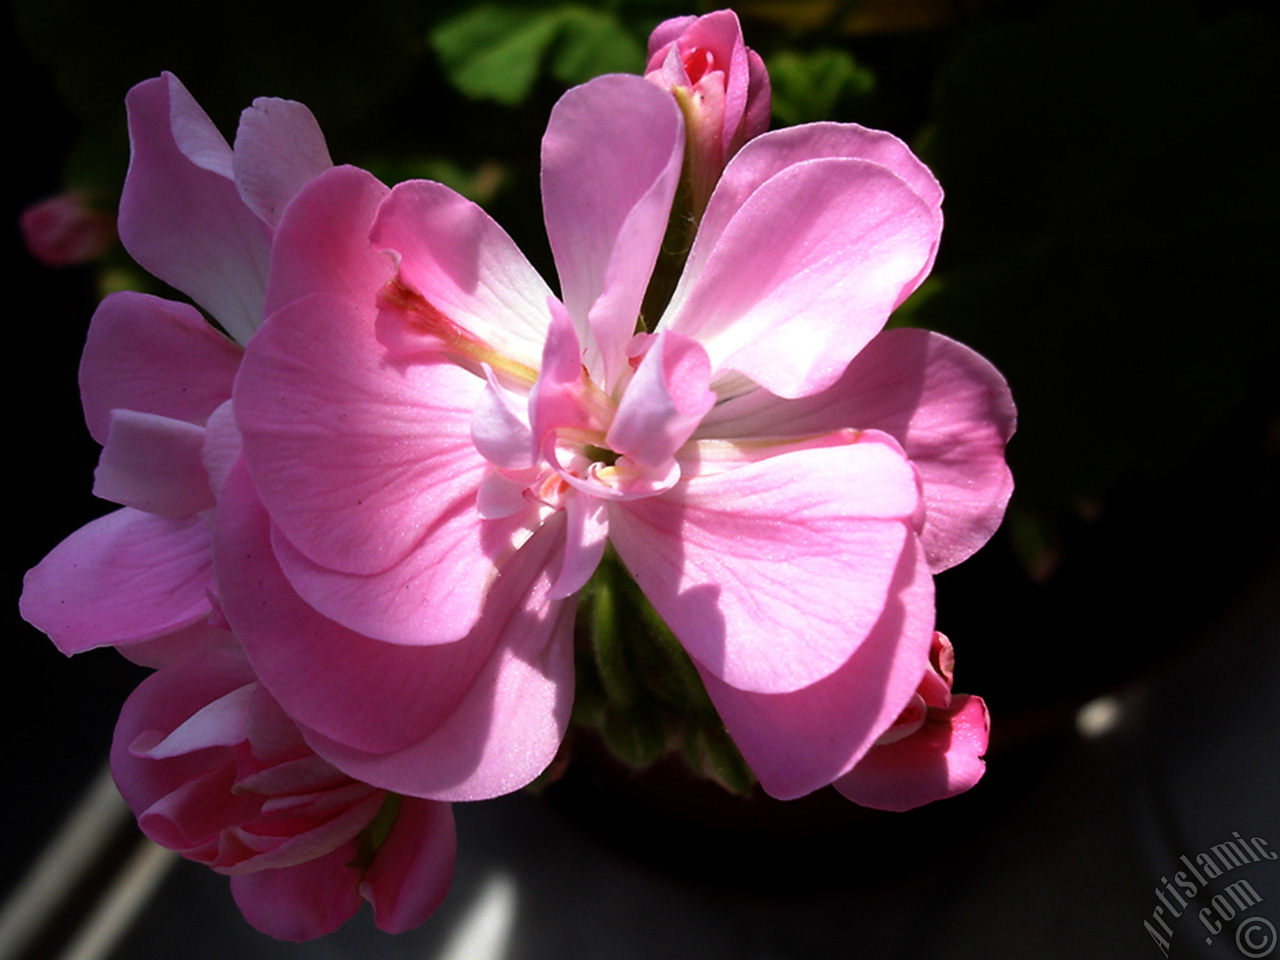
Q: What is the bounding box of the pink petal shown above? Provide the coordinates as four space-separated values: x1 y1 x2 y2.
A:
294 522 577 801
201 400 242 501
135 684 254 759
229 843 363 942
268 502 530 646
79 291 241 445
692 122 943 272
111 646 258 817
118 74 271 344
217 464 574 798
548 492 608 600
647 16 697 55
661 157 940 398
360 798 456 934
834 694 989 811
263 164 392 318
232 97 333 229
116 621 239 670
699 328 1016 572
371 180 555 371
606 331 716 472
528 302 597 443
236 292 487 582
696 535 936 799
93 410 214 517
22 508 213 655
220 789 385 874
471 366 535 471
646 10 759 156
609 438 920 693
541 74 684 389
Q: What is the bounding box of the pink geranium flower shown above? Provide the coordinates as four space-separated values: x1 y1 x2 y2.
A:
233 73 1014 802
113 643 454 940
20 72 331 663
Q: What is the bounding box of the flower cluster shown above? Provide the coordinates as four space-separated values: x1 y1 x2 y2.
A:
22 9 1013 941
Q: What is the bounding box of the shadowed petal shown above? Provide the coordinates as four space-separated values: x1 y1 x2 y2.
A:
217 464 574 799
696 535 935 799
610 438 919 693
264 165 392 317
230 845 363 942
237 291 488 585
360 799 456 933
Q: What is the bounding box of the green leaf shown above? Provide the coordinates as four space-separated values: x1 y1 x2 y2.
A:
767 48 875 126
549 8 646 86
432 6 563 106
431 5 645 107
601 705 667 768
691 724 756 797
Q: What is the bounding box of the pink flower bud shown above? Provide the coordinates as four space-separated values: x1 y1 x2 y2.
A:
111 647 455 940
19 191 114 266
645 9 771 214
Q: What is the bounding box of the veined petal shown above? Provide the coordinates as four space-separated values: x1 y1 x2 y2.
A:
80 292 241 446
689 122 942 287
217 463 497 753
371 180 555 371
297 561 577 801
606 331 715 472
699 329 1016 572
264 165 392 318
236 292 487 580
233 97 333 230
542 74 684 389
268 502 530 646
119 74 271 345
695 535 935 799
21 508 213 655
93 410 214 516
609 438 920 693
217 464 573 795
661 157 940 398
834 694 989 811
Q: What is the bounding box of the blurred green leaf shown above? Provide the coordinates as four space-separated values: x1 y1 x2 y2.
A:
432 4 644 107
767 48 875 126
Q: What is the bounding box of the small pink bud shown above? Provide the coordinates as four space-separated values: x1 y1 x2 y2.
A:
645 10 771 214
19 191 115 266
